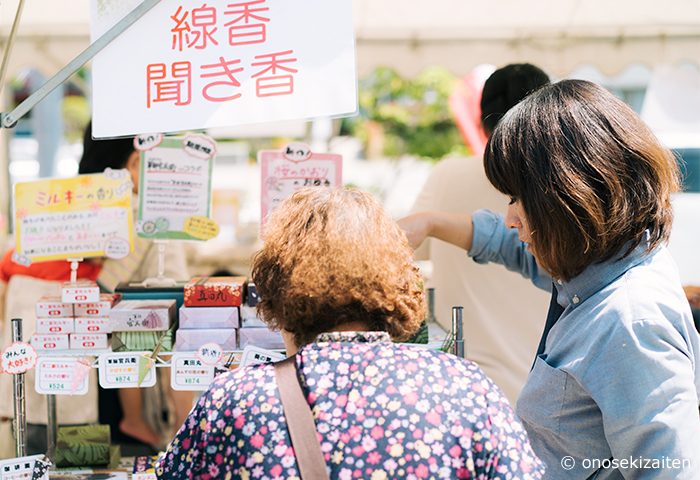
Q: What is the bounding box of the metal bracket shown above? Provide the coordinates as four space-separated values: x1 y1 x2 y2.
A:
0 0 161 129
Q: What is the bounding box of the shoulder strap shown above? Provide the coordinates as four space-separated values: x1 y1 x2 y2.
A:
274 356 329 480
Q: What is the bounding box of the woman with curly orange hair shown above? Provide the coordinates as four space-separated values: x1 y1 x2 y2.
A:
158 187 543 479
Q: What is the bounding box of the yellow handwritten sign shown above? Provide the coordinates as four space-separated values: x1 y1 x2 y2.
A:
14 170 134 262
183 216 220 241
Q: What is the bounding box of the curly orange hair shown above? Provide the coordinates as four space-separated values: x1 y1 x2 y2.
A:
252 187 425 347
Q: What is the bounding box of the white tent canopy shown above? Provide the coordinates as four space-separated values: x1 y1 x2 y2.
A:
0 0 698 81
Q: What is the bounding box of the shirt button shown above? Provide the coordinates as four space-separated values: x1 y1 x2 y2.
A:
572 295 580 304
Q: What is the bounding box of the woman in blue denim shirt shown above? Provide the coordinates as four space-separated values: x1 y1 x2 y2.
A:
401 80 700 479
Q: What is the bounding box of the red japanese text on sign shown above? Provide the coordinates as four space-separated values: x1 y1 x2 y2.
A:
224 0 270 46
146 62 192 108
200 56 244 102
171 4 220 51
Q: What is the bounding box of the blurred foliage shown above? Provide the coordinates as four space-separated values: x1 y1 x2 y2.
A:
343 67 468 161
62 95 91 143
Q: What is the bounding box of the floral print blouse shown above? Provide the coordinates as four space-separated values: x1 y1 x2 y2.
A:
157 331 543 479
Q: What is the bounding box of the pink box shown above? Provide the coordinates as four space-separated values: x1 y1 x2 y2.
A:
74 293 121 317
36 296 73 318
179 306 240 330
75 317 111 334
31 334 70 351
36 317 74 334
175 328 238 351
61 281 100 303
109 300 176 331
239 328 285 350
70 333 109 350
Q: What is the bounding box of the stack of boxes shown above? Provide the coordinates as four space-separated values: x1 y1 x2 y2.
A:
176 277 243 351
109 300 177 352
31 286 119 352
71 294 119 350
239 281 284 350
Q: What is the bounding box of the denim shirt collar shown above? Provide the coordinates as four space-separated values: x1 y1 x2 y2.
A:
554 232 653 310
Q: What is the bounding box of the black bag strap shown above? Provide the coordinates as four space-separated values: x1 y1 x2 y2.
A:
274 356 329 480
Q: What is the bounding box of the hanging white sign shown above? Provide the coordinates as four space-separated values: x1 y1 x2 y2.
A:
90 0 357 137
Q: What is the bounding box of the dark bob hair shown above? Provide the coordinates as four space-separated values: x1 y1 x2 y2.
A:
78 121 135 174
480 63 550 136
484 79 680 281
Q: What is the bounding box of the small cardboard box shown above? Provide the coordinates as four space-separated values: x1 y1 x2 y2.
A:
184 276 245 307
239 327 285 350
74 317 111 334
109 299 176 332
174 328 238 351
31 333 70 351
74 293 121 317
61 281 100 303
70 333 109 350
36 317 74 334
36 296 73 318
179 305 240 329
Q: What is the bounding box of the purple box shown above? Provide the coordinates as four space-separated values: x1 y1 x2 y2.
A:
240 305 266 328
178 305 240 330
174 328 238 351
109 300 176 332
239 328 284 350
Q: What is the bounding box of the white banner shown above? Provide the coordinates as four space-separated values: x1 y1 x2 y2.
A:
91 0 357 137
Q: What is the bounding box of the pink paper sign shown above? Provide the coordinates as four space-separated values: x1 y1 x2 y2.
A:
259 145 342 228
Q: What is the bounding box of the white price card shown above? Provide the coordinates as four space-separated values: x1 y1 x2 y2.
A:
35 357 90 395
0 454 47 480
240 345 285 367
98 352 156 389
170 353 215 391
1 342 37 375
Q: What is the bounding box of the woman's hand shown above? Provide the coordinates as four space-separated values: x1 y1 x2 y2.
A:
397 212 433 250
398 211 474 252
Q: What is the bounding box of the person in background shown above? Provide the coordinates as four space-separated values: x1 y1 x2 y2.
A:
0 122 190 455
78 122 192 449
410 63 551 403
400 80 700 478
157 187 544 479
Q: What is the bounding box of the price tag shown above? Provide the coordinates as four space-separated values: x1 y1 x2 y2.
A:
0 454 47 480
35 357 90 395
1 342 38 374
98 352 156 389
197 342 223 366
170 353 215 391
240 345 285 367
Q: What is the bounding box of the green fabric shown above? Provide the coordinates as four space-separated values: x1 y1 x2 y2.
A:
112 329 173 352
405 319 429 344
54 424 111 467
